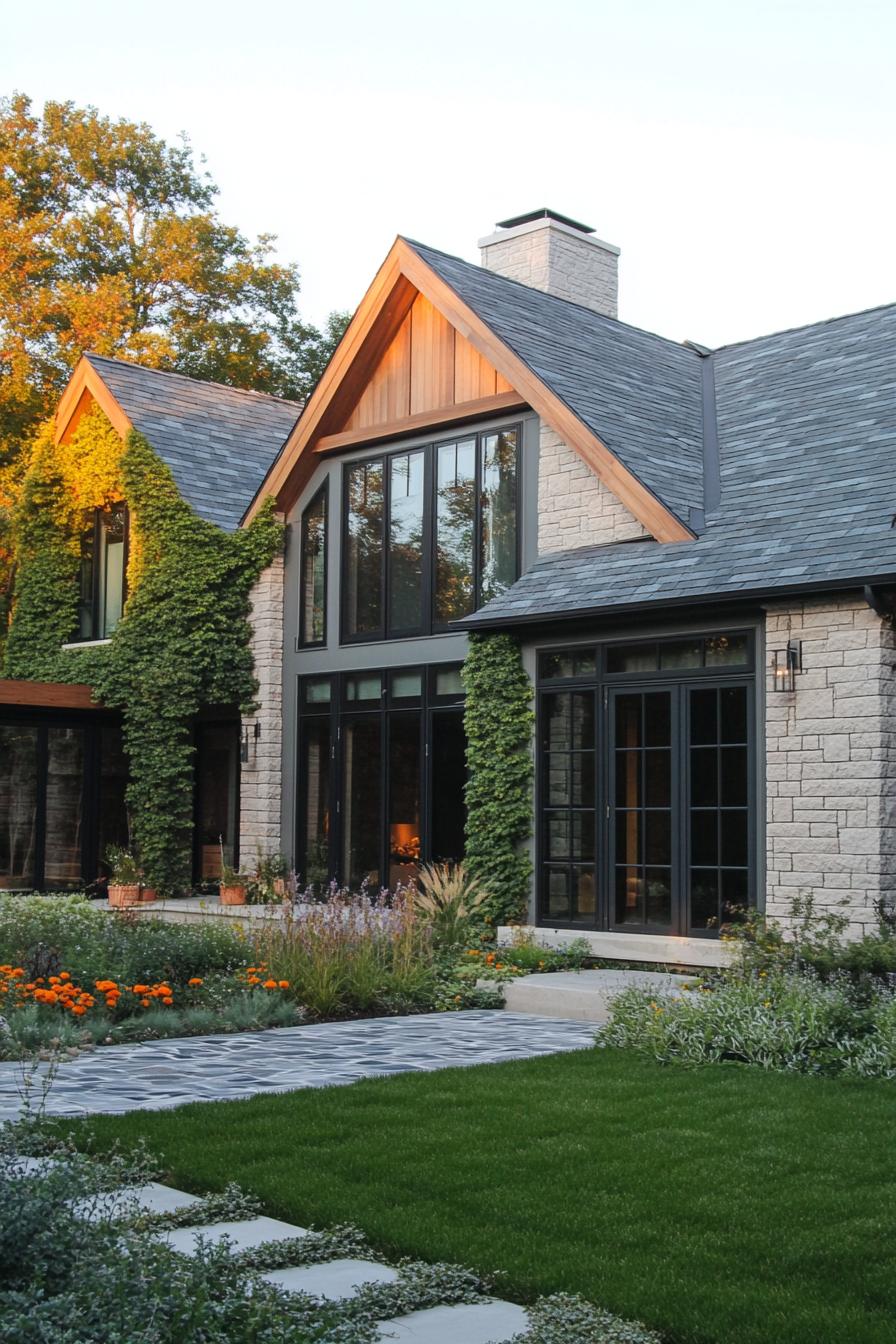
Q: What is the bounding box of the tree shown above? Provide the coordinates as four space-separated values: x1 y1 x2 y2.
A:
0 93 349 465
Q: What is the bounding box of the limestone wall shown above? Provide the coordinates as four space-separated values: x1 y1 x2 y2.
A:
537 425 648 554
239 554 284 863
765 595 896 933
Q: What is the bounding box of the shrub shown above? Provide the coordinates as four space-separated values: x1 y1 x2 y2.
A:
603 968 896 1076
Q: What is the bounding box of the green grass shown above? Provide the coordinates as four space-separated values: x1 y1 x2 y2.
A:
70 1049 896 1344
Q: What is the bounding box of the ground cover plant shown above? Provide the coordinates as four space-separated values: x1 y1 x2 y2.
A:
603 900 896 1078
73 1047 896 1344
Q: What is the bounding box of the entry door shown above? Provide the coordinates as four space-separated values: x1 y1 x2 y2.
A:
608 688 677 933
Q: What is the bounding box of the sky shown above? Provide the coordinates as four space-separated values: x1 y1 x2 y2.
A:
4 0 896 348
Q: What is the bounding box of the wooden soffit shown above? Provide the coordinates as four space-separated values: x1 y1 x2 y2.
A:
243 238 694 543
0 679 100 711
54 356 132 446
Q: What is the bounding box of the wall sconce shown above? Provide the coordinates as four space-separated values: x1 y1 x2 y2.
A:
240 722 261 763
770 639 802 692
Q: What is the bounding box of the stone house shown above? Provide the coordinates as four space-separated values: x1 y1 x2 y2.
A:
4 209 894 965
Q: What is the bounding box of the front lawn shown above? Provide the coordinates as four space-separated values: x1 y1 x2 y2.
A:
73 1048 896 1344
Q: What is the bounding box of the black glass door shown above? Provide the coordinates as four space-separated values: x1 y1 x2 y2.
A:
609 688 676 933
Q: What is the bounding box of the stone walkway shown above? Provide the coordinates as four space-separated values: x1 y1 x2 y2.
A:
0 1010 596 1120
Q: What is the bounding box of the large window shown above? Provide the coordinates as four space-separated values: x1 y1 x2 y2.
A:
0 715 129 891
296 666 467 889
75 503 128 642
538 632 755 937
341 424 520 642
299 483 328 647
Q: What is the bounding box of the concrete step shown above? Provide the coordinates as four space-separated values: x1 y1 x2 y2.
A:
501 968 691 1023
71 1181 201 1219
263 1258 399 1300
375 1300 529 1342
159 1215 308 1256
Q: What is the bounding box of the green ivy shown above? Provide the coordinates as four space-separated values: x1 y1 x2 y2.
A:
462 632 535 925
3 425 281 896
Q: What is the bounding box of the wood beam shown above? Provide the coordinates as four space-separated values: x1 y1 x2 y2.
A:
0 679 100 710
55 356 132 445
314 391 528 456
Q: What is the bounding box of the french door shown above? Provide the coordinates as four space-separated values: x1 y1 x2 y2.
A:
540 671 754 936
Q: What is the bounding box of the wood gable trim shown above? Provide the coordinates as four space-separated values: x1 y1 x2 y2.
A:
242 239 695 543
55 356 132 445
314 391 527 456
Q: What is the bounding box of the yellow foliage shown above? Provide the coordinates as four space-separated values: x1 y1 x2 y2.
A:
55 402 125 512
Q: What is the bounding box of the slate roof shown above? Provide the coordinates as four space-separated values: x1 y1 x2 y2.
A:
85 354 301 531
405 239 705 528
421 278 896 628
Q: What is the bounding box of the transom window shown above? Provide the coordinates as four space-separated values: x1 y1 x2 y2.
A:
538 631 755 938
75 503 128 642
341 425 520 642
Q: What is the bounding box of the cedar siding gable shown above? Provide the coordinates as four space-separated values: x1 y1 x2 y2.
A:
243 238 695 544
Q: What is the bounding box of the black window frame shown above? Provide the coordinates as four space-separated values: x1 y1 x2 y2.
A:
339 423 521 644
295 663 467 889
74 502 129 643
535 630 757 938
298 480 329 649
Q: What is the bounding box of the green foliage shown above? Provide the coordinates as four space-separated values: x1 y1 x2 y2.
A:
462 633 534 924
414 862 489 948
0 92 349 465
3 425 281 894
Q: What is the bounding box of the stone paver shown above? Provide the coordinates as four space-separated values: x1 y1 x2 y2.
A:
159 1215 308 1256
263 1258 399 1299
375 1300 529 1342
0 1011 596 1120
71 1181 201 1219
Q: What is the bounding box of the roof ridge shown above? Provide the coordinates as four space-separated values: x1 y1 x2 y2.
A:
710 298 896 355
84 352 304 410
400 237 705 361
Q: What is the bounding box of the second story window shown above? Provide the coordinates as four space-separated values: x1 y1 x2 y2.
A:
299 482 328 646
76 503 128 642
341 423 520 643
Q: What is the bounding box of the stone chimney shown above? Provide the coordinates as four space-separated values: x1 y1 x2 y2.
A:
479 208 619 318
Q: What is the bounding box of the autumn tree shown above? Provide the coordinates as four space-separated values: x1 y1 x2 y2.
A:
0 93 348 464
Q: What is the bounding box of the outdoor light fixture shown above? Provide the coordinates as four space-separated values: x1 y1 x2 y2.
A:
770 639 802 692
240 722 261 763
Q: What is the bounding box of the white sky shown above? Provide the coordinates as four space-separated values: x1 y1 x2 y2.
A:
4 0 896 347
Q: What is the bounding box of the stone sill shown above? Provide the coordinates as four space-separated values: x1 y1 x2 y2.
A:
99 896 295 925
498 925 733 970
61 639 112 651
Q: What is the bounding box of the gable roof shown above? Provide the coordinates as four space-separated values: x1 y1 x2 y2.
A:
59 354 301 531
243 238 695 543
404 240 705 528
463 301 896 628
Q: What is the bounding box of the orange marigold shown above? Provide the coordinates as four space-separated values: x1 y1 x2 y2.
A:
278 980 289 989
162 996 174 1006
187 977 203 986
262 979 278 990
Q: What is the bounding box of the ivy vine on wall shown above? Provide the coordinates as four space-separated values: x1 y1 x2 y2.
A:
462 632 535 925
3 406 282 896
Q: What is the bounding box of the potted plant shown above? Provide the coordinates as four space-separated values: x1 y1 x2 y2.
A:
106 847 142 908
219 840 250 906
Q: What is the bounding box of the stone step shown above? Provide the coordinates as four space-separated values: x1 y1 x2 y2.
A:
71 1181 201 1220
375 1300 529 1342
262 1258 399 1300
500 968 691 1023
159 1215 308 1256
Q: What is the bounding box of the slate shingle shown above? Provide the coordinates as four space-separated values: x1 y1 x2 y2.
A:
85 355 300 531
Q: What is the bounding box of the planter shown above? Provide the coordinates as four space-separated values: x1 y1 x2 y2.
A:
108 884 141 908
219 884 248 906
139 886 158 903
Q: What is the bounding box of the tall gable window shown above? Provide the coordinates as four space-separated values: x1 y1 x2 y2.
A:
76 503 128 642
299 482 328 646
341 423 519 642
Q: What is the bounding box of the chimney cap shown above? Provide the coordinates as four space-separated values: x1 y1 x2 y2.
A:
495 208 595 235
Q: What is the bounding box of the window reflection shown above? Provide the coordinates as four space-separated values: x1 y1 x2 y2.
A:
300 485 327 645
435 439 476 623
480 429 518 603
345 461 384 636
388 452 425 633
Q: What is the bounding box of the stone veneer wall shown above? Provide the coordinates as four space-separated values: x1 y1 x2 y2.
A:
537 425 648 554
765 595 896 933
239 554 284 862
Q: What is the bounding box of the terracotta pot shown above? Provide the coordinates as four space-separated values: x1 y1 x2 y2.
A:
108 884 141 908
139 886 158 903
219 884 248 906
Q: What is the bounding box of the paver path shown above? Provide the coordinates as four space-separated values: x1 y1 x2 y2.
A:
0 1010 596 1120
